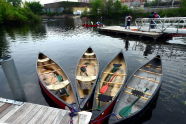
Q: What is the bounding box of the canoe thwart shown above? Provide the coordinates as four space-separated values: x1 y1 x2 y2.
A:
76 76 96 82
98 94 112 102
102 81 123 85
139 69 162 76
126 87 152 96
103 72 126 76
80 58 97 60
46 80 70 90
38 63 55 67
133 75 159 84
40 69 61 75
84 52 95 56
125 91 148 100
38 58 50 62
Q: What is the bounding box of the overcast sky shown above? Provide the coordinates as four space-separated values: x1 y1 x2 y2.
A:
24 0 78 5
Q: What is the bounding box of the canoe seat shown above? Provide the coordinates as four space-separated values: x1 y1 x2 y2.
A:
46 80 70 90
38 58 50 62
76 76 96 82
84 52 95 56
98 94 112 102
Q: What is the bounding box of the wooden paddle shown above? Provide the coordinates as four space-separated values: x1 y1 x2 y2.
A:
100 74 117 94
119 88 149 117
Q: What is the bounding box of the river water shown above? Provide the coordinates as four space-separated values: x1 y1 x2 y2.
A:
0 17 185 124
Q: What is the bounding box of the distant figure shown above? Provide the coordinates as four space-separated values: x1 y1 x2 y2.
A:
149 12 155 29
125 15 132 29
154 12 160 18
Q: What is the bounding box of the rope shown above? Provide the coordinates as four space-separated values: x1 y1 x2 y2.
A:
68 107 79 124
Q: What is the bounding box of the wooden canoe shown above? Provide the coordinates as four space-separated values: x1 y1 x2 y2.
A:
36 53 79 110
75 47 99 110
91 52 127 124
109 55 162 124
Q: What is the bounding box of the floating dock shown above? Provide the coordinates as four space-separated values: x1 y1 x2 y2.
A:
0 98 92 124
99 26 163 40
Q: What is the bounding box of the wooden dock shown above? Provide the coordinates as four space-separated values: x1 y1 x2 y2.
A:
99 26 163 39
0 98 92 124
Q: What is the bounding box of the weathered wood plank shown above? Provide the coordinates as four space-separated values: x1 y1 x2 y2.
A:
16 104 43 124
59 112 70 124
5 103 32 123
52 110 68 124
0 103 5 107
27 106 48 124
13 103 37 124
44 108 61 124
0 104 15 119
0 103 12 114
36 107 54 124
0 105 21 122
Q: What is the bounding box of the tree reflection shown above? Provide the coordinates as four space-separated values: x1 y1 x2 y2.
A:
0 28 10 58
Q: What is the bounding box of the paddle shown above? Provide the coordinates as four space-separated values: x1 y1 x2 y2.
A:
119 88 149 117
100 74 117 94
99 64 122 94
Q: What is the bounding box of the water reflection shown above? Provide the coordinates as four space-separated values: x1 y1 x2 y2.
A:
0 29 10 58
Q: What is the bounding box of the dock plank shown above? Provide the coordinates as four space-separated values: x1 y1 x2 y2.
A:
0 103 5 107
27 106 49 124
13 103 37 124
0 103 12 113
0 105 21 122
0 104 15 119
44 108 61 124
52 110 68 124
5 103 32 123
16 104 43 124
36 107 54 124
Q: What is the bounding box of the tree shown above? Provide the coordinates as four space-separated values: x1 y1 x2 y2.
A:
25 1 43 15
113 0 122 16
90 0 104 16
7 0 22 7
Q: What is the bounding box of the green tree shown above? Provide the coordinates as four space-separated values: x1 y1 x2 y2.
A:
90 0 104 16
25 2 43 15
113 0 122 16
104 0 113 17
7 0 22 7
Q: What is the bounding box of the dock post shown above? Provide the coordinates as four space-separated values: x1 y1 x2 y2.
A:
0 56 26 101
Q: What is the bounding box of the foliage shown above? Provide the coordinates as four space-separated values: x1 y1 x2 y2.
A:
0 0 41 25
24 1 43 15
90 0 129 18
90 0 104 16
7 0 21 7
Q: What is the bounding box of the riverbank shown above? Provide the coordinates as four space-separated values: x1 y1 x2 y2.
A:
0 0 41 26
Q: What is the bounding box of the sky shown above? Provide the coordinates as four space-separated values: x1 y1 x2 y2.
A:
24 0 78 5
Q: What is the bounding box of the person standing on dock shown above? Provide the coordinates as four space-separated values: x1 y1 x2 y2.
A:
125 15 132 29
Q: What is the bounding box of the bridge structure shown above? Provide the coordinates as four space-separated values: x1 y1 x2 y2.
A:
135 17 186 34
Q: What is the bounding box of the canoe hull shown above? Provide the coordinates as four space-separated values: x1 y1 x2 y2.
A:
38 78 67 109
91 99 116 124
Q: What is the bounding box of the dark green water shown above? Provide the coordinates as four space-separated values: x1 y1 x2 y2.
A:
0 17 186 124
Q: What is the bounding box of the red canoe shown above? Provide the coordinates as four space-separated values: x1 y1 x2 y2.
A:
36 53 79 110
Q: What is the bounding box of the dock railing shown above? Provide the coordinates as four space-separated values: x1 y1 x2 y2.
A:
135 17 186 33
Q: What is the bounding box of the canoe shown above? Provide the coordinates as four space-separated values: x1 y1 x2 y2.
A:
75 47 99 110
109 55 162 124
82 24 103 27
91 52 127 124
36 53 79 110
